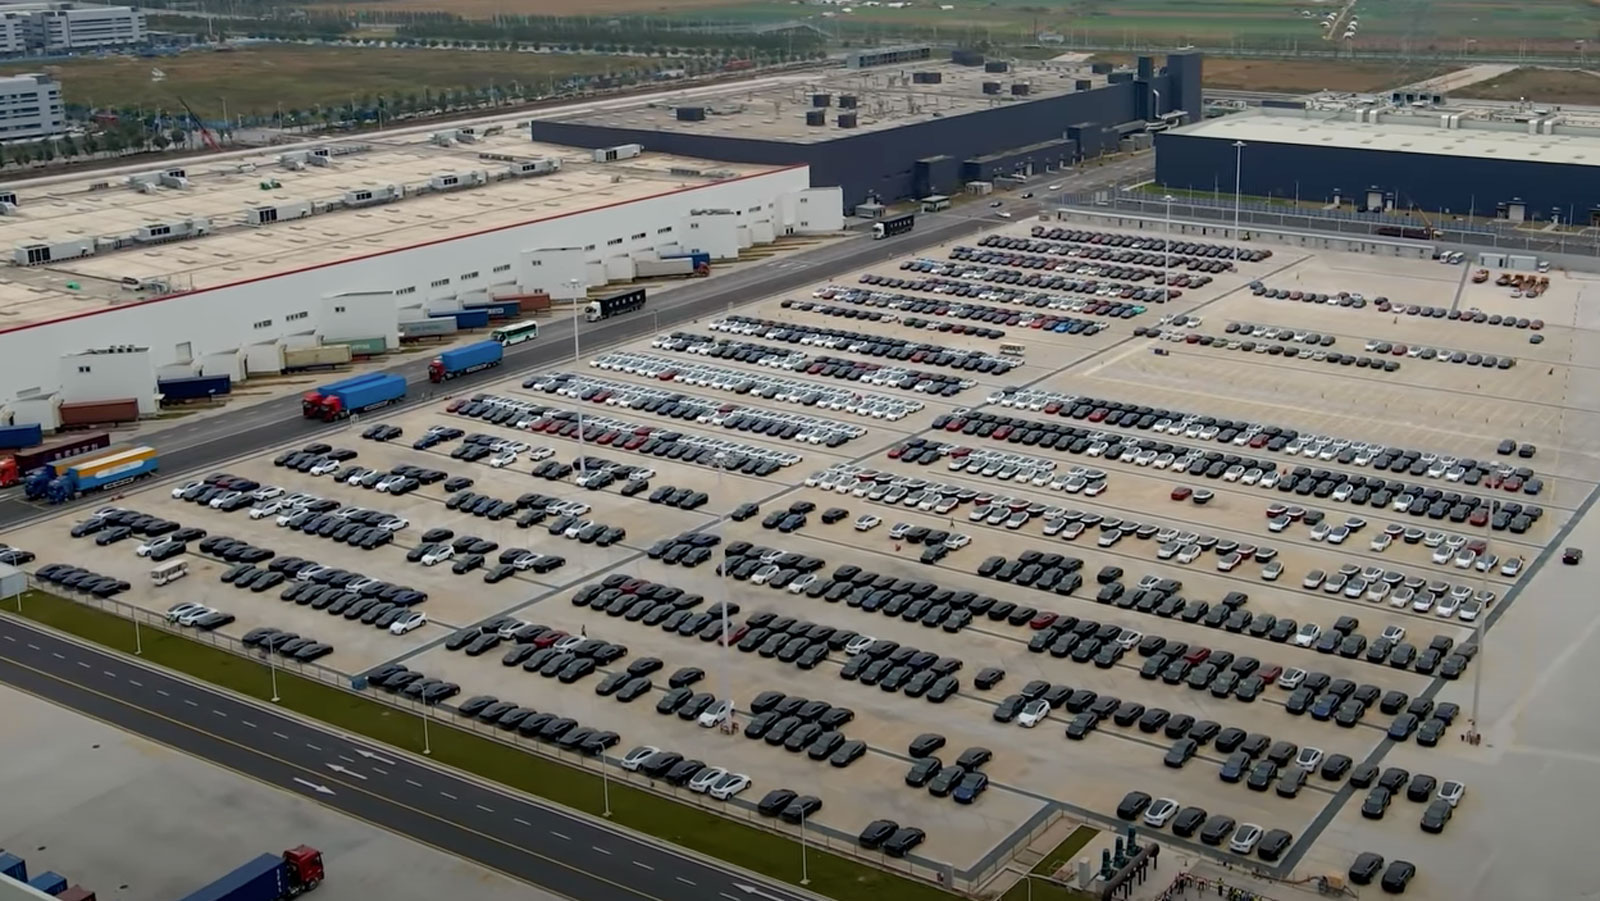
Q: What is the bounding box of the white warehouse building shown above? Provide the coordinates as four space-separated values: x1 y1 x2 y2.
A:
0 129 841 422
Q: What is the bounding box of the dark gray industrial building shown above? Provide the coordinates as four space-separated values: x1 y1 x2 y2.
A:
532 50 1202 209
1155 105 1600 224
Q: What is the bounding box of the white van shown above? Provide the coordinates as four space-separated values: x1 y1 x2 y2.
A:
999 342 1026 358
150 558 189 586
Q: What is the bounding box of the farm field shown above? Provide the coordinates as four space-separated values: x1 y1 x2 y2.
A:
1455 66 1600 105
1096 54 1457 94
5 45 645 116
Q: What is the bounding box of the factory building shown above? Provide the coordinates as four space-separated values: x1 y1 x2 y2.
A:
532 50 1203 208
0 3 145 53
1155 103 1600 224
0 73 63 139
0 130 840 421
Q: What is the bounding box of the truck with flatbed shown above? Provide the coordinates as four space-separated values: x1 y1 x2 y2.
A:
584 287 647 322
301 373 406 421
427 340 504 382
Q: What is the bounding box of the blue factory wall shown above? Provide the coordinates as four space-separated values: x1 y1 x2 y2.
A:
1155 131 1600 221
534 55 1197 208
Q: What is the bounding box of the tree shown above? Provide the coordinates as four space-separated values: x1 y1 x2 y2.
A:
169 127 187 149
151 132 169 151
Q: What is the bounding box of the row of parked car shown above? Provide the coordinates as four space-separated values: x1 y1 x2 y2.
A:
455 692 622 755
707 314 1019 375
239 625 332 661
1145 325 1406 371
364 662 458 704
804 290 1112 335
618 744 752 799
982 233 1236 277
538 369 867 447
163 601 235 631
918 252 1185 304
1117 790 1293 863
644 530 720 568
1022 226 1271 264
593 350 926 420
952 241 1204 288
654 330 978 398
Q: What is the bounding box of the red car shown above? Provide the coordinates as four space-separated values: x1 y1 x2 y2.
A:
533 630 569 649
1183 647 1211 665
1029 611 1059 630
1171 486 1193 501
1257 664 1284 684
721 624 750 647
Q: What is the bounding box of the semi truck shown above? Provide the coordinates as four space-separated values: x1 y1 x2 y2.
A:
301 373 406 421
872 213 915 239
174 846 325 901
0 432 111 488
584 288 647 322
25 445 159 503
427 340 503 382
634 253 710 279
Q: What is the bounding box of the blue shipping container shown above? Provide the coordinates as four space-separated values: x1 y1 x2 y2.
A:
429 308 490 329
158 375 232 401
175 854 286 901
464 300 521 320
0 423 43 450
663 251 711 268
0 851 28 881
28 872 67 895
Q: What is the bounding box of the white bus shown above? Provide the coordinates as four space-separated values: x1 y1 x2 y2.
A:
490 320 540 346
150 558 189 586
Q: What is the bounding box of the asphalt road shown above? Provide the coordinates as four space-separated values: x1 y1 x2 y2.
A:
0 615 815 901
0 155 1151 531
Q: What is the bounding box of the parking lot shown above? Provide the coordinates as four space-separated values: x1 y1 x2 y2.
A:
10 215 1598 898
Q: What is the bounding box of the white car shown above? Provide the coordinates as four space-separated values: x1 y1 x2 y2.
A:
1326 526 1350 545
252 486 284 501
249 500 284 520
528 446 555 461
1176 544 1201 564
844 635 875 655
135 538 171 557
390 611 427 635
1016 698 1050 728
688 766 728 794
1260 561 1283 581
1431 545 1453 565
750 565 780 585
854 514 881 532
1437 780 1465 807
165 601 206 622
1457 599 1483 622
171 481 202 499
1435 595 1460 618
1278 668 1306 690
708 772 751 800
944 533 971 549
421 545 455 566
378 516 408 532
177 605 216 626
697 699 733 729
1216 553 1242 572
1500 556 1525 577
1229 824 1263 855
1292 623 1321 648
553 635 585 653
1143 798 1180 828
1083 480 1107 497
488 452 518 468
1308 522 1330 541
209 490 243 509
1295 747 1323 771
309 459 340 476
1370 533 1392 552
620 745 659 772
787 574 818 595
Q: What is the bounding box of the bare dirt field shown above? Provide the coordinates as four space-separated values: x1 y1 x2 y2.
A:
1094 54 1458 95
1455 65 1600 105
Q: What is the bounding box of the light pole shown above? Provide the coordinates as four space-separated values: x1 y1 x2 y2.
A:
1232 140 1247 262
601 751 613 817
568 277 587 477
134 617 142 656
268 652 280 703
421 705 432 755
799 807 811 885
1162 193 1174 301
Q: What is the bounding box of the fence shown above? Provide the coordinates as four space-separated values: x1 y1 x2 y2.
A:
1061 190 1600 261
21 581 1066 895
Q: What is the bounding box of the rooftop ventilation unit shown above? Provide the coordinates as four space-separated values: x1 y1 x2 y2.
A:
982 81 1001 95
430 171 488 192
805 109 826 126
506 157 561 177
592 143 643 162
837 112 858 128
343 185 403 207
984 61 1009 73
134 216 211 243
812 93 832 107
839 94 858 109
675 106 706 121
1011 83 1031 95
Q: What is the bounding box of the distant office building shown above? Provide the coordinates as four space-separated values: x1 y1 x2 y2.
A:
0 73 65 139
0 3 146 52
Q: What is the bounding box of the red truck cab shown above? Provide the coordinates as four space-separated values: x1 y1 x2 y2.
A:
282 846 325 895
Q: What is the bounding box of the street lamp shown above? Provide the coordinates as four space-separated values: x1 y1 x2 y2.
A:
1162 193 1174 301
568 277 587 477
799 807 811 885
1232 140 1247 262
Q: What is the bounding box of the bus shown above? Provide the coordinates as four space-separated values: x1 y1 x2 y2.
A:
490 319 540 346
150 558 189 586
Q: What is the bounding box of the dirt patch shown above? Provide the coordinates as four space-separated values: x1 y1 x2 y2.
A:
1454 66 1600 105
1095 54 1459 94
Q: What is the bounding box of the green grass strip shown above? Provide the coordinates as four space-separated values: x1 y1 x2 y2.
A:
9 591 960 901
994 825 1099 901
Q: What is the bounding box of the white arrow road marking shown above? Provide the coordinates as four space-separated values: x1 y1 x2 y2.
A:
325 763 368 780
293 778 334 795
353 748 398 765
734 883 793 901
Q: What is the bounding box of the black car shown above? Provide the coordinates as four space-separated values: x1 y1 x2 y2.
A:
1115 790 1151 820
1381 860 1416 893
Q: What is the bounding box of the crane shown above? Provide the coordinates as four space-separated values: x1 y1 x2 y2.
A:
176 96 220 152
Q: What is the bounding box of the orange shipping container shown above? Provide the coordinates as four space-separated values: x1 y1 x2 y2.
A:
58 399 139 427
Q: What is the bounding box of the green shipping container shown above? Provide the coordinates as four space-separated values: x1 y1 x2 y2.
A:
327 337 387 356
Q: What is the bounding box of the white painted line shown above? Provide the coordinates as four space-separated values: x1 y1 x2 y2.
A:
405 778 423 787
75 661 90 669
550 831 570 841
305 743 322 751
240 720 256 729
25 643 38 650
476 804 494 813
211 709 227 718
51 652 64 659
592 846 612 856
371 766 388 776
631 861 653 871
183 699 198 707
721 893 740 901
127 679 142 687
1 635 12 641
439 791 457 800
272 731 290 740
514 817 531 826
676 877 696 886
338 754 355 763
102 670 116 678
157 689 170 696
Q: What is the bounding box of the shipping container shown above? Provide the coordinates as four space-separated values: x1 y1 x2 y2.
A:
56 886 96 901
487 288 552 313
428 308 490 329
428 340 503 382
27 872 67 895
463 299 522 320
398 318 457 342
584 288 647 322
281 345 352 372
326 337 387 357
174 847 323 901
58 399 139 428
0 423 43 450
3 432 110 481
0 851 27 881
158 375 232 402
303 373 405 421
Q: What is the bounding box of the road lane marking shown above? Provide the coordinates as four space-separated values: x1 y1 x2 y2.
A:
632 861 653 871
272 731 289 740
127 679 141 687
592 846 612 856
102 670 116 678
550 831 570 841
51 652 63 659
25 643 37 649
721 894 740 901
476 804 494 813
76 661 89 668
514 817 531 826
1 635 12 641
338 754 356 763
305 742 321 751
406 778 423 787
439 791 457 800
371 767 388 776
156 689 169 696
183 699 198 707
240 720 256 728
212 709 227 718
676 877 696 886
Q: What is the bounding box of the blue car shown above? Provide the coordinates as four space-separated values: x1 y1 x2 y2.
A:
952 771 989 804
1309 693 1340 721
